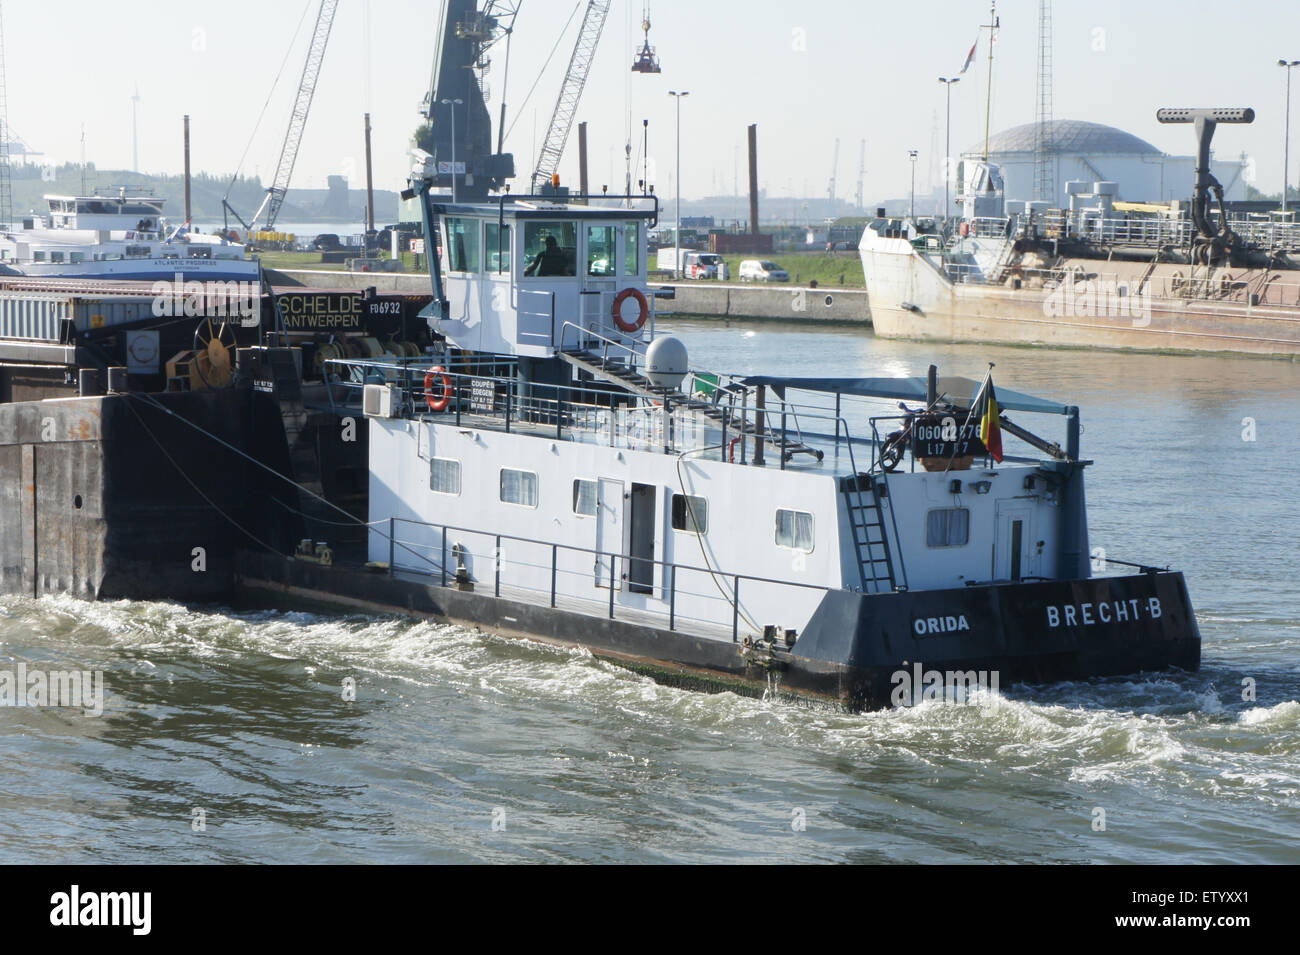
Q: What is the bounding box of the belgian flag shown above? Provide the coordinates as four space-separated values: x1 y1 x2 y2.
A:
979 378 1004 462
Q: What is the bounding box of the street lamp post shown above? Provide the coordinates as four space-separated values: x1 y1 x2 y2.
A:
440 97 464 202
669 91 689 278
908 149 918 221
1280 60 1300 215
938 77 960 225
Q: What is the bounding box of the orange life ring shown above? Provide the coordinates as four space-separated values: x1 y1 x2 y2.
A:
958 220 970 237
612 287 649 333
424 366 452 412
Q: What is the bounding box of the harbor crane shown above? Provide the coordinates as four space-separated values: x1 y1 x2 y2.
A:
224 0 339 234
0 0 12 230
632 2 661 73
855 138 866 212
418 0 519 199
531 0 612 192
826 137 839 218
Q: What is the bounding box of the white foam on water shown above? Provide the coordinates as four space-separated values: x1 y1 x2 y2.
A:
8 593 1300 815
1238 700 1300 728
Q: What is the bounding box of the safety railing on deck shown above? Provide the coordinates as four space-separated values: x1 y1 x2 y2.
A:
321 351 936 483
385 516 834 641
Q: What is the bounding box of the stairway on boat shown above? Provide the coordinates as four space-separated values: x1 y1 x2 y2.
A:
560 347 824 463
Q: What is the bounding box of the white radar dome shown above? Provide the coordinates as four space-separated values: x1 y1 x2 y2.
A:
645 336 688 390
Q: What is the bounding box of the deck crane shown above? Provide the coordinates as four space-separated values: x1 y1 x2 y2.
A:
224 0 339 234
531 0 611 192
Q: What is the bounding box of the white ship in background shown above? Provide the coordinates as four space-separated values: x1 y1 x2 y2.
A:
0 190 259 282
861 109 1300 357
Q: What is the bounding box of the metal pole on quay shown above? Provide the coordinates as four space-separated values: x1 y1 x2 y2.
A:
938 77 960 224
1280 60 1300 215
669 90 689 278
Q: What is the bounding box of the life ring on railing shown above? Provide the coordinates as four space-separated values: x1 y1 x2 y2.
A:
424 366 453 412
612 287 649 333
728 435 742 462
958 220 970 238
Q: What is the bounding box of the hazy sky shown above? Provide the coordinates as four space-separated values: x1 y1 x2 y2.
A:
6 0 1300 203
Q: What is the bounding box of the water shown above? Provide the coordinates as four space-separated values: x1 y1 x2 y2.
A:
2 322 1298 863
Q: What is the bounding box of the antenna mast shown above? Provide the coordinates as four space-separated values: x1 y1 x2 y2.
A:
981 1 999 160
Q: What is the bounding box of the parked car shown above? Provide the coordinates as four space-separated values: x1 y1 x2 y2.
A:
739 259 790 282
312 233 342 251
685 252 728 280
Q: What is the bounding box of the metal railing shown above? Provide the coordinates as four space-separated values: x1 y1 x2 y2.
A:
385 515 833 642
322 348 952 482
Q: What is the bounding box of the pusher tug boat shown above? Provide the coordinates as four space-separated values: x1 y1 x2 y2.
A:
237 180 1201 711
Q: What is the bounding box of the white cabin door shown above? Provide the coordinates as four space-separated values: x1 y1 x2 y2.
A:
595 478 624 589
993 500 1036 582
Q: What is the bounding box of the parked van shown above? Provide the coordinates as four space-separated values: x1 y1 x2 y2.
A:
738 259 790 282
685 252 728 280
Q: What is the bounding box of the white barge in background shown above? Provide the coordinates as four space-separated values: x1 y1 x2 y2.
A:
237 176 1201 710
862 108 1300 358
0 190 258 282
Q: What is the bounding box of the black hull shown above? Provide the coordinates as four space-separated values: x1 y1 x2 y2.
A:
235 552 1200 712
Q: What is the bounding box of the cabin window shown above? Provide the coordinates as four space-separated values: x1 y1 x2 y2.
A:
430 457 461 496
485 222 510 273
926 508 970 548
572 479 597 517
500 468 538 508
522 221 576 276
445 217 480 272
33 251 45 262
586 224 617 276
775 508 814 552
670 494 708 534
50 252 65 263
622 222 640 274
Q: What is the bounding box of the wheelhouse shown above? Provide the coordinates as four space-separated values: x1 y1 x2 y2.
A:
424 197 660 359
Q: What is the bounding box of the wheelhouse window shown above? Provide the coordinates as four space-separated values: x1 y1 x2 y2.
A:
500 468 538 508
926 508 970 548
622 222 640 274
430 457 461 495
522 221 576 276
445 217 480 273
485 222 510 273
572 479 597 517
670 494 708 534
586 224 616 276
775 508 814 552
